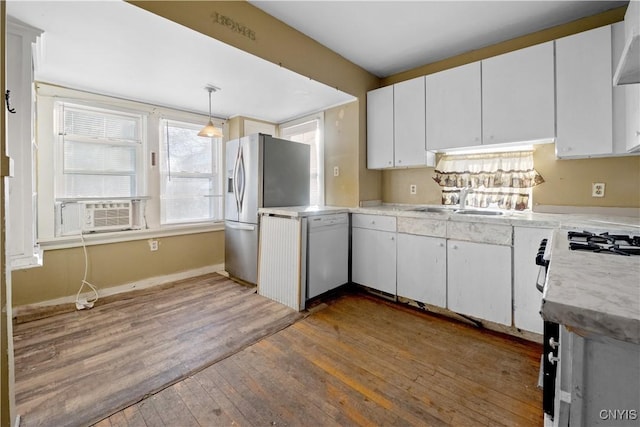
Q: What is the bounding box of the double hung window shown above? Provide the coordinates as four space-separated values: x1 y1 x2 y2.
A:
55 102 144 199
160 119 223 224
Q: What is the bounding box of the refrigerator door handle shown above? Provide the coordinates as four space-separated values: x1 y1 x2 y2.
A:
225 222 256 231
232 147 242 214
237 148 246 214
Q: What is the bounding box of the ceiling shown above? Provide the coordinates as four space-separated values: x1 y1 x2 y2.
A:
250 0 628 78
6 1 627 124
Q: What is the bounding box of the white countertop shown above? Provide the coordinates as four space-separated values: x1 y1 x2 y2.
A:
541 229 640 344
351 204 640 231
258 205 350 218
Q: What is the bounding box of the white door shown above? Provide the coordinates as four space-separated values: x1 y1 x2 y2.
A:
367 85 394 169
397 233 446 308
447 240 512 326
426 61 481 150
394 76 426 166
556 25 613 157
307 223 349 298
351 227 396 295
513 227 552 334
482 41 555 145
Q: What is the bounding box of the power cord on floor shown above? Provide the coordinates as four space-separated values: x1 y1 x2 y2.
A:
75 232 99 310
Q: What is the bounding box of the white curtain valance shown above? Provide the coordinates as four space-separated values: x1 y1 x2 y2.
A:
433 151 544 189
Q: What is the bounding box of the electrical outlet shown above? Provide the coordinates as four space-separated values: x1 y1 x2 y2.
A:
592 182 605 198
410 184 417 195
333 166 339 177
149 239 159 251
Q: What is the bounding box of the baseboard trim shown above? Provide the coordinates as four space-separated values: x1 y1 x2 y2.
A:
13 263 226 322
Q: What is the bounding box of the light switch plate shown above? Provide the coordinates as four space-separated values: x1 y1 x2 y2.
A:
592 182 605 197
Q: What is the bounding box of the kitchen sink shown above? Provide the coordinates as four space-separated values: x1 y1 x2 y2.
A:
409 206 452 213
454 209 505 216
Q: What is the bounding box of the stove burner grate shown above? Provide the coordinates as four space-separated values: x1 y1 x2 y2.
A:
568 231 640 256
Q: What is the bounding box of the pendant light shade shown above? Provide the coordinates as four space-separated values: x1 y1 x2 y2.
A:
198 85 223 138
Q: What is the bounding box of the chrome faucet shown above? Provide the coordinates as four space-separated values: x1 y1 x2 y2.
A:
458 187 473 210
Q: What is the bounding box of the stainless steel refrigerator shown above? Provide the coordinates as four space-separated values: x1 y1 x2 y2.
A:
224 133 310 284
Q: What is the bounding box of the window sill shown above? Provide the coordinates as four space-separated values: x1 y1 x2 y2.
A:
38 221 225 251
10 249 44 271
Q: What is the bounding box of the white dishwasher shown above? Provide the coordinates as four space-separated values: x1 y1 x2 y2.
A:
306 213 349 299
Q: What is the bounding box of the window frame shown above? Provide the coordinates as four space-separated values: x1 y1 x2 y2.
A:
158 118 224 225
278 112 325 206
54 101 147 200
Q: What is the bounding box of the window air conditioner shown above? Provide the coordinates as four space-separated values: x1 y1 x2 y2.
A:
56 201 134 236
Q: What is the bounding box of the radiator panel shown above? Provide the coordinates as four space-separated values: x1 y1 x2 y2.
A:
258 216 303 311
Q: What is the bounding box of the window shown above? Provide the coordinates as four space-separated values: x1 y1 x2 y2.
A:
40 85 226 243
160 119 223 224
280 113 324 206
55 102 145 199
432 151 544 210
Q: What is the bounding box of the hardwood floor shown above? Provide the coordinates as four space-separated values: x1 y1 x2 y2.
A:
13 274 303 427
95 290 543 426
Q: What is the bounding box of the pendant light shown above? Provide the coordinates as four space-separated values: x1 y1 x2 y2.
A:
198 85 224 138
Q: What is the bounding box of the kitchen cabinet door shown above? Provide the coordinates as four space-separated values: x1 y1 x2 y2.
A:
513 227 552 335
556 25 613 158
482 42 555 145
367 85 394 168
447 240 512 326
625 83 640 152
397 233 446 308
351 227 396 295
394 76 426 167
426 62 482 150
7 19 43 270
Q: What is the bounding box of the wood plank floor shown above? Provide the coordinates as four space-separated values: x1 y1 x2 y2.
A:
13 274 303 427
95 290 543 426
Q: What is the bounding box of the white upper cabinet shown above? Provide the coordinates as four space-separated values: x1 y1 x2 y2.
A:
394 76 426 167
625 84 640 152
426 62 481 150
367 77 428 169
613 0 639 85
482 42 555 145
367 85 394 168
556 25 613 158
612 21 640 153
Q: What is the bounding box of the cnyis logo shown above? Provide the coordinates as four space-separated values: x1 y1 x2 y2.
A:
599 409 638 421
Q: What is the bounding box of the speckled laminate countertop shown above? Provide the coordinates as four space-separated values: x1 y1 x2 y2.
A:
541 229 640 344
258 205 350 218
351 204 640 231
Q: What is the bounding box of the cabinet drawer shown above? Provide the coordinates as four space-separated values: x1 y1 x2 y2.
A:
351 214 396 232
446 221 512 245
397 217 446 238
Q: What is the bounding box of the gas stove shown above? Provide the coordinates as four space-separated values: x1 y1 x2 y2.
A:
567 231 640 256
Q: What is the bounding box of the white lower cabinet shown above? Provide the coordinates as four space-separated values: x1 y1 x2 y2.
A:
351 215 397 295
513 227 552 335
447 240 512 326
397 233 446 308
